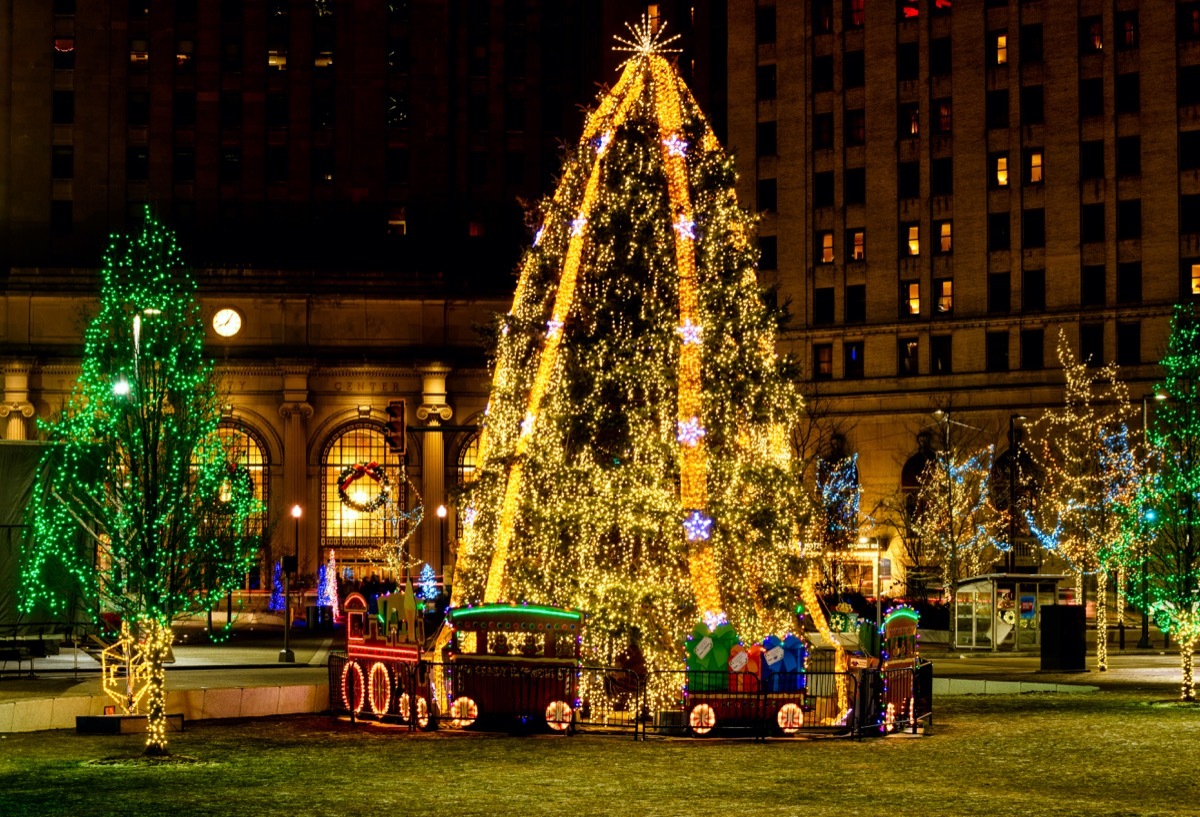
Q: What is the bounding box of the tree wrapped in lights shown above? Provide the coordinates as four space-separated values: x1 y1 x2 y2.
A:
910 414 995 647
1122 306 1200 699
19 208 261 755
317 549 339 619
812 450 861 595
450 20 812 686
1027 330 1139 671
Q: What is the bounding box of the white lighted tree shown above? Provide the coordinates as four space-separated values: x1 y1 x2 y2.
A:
1027 330 1139 672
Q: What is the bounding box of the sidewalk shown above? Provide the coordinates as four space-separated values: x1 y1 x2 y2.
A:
0 626 334 733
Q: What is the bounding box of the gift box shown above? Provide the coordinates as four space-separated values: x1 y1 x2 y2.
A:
728 643 764 692
761 634 807 692
685 620 739 692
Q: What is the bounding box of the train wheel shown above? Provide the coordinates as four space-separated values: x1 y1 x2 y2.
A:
688 703 716 736
776 702 804 735
450 697 478 729
341 661 365 716
545 700 572 732
368 662 391 717
397 693 411 723
416 696 435 731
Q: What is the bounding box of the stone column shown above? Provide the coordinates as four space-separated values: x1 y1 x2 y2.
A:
0 361 36 440
278 363 314 574
417 364 453 573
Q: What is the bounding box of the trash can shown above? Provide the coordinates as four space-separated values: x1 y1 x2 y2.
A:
305 604 320 631
1040 605 1086 672
316 604 333 631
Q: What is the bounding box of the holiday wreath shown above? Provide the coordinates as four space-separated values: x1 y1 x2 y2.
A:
338 461 391 513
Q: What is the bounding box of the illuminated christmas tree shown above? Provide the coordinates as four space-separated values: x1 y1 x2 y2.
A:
450 20 811 684
418 562 438 602
269 560 286 612
1124 305 1200 700
317 549 340 619
19 208 261 755
910 414 995 647
1027 330 1138 671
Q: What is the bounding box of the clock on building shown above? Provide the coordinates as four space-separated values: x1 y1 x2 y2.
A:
212 307 243 337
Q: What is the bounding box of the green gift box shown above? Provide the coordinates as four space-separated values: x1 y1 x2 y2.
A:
685 620 739 692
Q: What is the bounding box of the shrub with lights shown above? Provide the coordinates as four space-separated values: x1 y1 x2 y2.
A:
19 208 263 755
448 20 816 699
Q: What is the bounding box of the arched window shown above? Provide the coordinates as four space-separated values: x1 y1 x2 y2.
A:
210 422 270 590
216 422 269 535
455 430 481 539
319 421 414 579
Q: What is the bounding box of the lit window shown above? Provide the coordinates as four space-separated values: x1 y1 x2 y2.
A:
1029 151 1043 184
1192 263 1200 296
937 101 952 134
647 4 660 33
847 0 864 28
996 156 1009 187
314 50 334 69
937 280 953 313
906 224 920 257
939 221 952 253
320 422 411 579
814 344 834 380
1089 20 1103 51
821 232 834 263
53 37 75 70
268 49 287 71
904 282 920 316
130 38 149 67
851 230 865 261
176 39 194 71
388 207 408 236
908 107 920 136
996 34 1008 65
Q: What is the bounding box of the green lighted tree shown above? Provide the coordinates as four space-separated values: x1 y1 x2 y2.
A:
1125 305 1200 700
20 209 261 754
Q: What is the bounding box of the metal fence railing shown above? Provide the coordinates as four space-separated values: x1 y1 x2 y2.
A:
328 652 932 741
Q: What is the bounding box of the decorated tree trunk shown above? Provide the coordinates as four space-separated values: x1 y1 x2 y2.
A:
449 21 815 691
143 620 173 756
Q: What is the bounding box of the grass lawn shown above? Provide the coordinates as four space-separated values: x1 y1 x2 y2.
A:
1 692 1198 817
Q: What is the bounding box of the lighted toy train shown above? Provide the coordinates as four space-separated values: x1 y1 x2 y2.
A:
334 589 584 732
332 588 922 736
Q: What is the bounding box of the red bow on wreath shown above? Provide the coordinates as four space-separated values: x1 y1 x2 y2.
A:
339 461 382 491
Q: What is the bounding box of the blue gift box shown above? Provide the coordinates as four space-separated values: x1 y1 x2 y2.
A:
761 634 807 692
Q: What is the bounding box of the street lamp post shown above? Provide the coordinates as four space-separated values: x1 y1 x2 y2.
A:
280 504 301 663
436 504 448 574
1137 394 1165 649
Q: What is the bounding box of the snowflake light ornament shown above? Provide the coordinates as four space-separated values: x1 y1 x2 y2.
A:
673 217 696 240
684 510 714 542
677 417 706 446
676 319 703 346
663 134 689 157
570 214 587 237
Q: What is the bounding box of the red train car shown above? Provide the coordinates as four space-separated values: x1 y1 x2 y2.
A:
440 603 584 732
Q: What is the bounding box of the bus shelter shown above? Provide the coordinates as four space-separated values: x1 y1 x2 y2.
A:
954 573 1069 651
